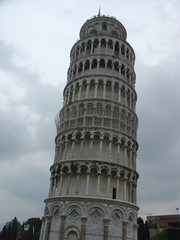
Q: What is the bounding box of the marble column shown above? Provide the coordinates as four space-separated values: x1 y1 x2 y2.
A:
107 174 111 198
58 173 64 195
94 82 98 98
103 219 110 240
80 217 87 240
116 176 120 199
123 178 127 201
96 173 100 196
85 83 89 98
122 222 128 240
133 224 138 240
59 215 66 240
39 217 45 240
75 172 80 195
44 216 51 240
85 172 90 195
78 84 82 100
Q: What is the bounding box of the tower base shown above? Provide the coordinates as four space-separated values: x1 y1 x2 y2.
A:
40 196 138 240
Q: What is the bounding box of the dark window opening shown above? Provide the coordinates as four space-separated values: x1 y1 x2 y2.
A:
102 22 107 31
112 188 116 199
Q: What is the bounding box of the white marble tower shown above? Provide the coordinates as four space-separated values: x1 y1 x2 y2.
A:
40 14 139 240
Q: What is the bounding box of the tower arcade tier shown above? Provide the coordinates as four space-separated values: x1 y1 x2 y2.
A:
40 15 139 240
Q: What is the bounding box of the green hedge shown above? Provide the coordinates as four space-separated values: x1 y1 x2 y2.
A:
152 228 180 240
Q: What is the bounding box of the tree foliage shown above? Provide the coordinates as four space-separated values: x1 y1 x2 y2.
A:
0 217 42 240
137 217 150 240
152 228 180 240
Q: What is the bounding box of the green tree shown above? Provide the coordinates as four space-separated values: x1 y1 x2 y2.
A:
21 218 42 240
144 221 150 240
137 217 150 240
11 217 18 240
138 217 145 240
0 226 7 240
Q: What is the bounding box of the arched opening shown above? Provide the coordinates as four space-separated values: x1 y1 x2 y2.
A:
84 60 90 71
90 29 98 35
86 40 91 54
101 38 106 48
111 30 118 37
114 61 119 72
99 59 105 68
121 44 125 55
115 41 119 55
121 64 125 75
107 60 112 69
102 22 107 31
78 62 83 73
92 59 97 69
108 39 113 49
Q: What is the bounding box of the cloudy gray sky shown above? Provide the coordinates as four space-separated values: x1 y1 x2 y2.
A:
0 0 180 226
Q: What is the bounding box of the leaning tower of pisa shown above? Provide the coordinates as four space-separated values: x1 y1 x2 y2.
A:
40 15 139 240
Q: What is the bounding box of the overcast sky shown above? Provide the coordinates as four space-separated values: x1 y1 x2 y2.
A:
0 0 180 226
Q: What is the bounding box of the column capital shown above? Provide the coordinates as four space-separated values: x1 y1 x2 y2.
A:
103 218 110 226
60 214 67 223
133 223 138 230
81 216 88 224
46 216 52 223
122 221 128 228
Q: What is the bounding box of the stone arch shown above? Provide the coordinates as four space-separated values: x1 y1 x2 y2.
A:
80 165 88 174
111 30 118 37
90 165 99 174
66 204 82 223
93 132 101 140
64 226 80 240
126 48 129 60
78 103 84 117
108 39 113 49
78 62 83 73
100 166 108 176
96 102 103 116
51 204 62 220
121 44 125 55
86 40 91 54
101 38 106 48
92 59 97 68
113 106 119 119
115 41 119 55
86 103 94 115
107 59 113 69
114 61 119 72
44 206 49 216
103 133 110 141
97 79 103 97
102 22 107 31
99 59 105 68
87 204 106 219
71 106 76 118
90 29 98 35
104 104 111 117
84 60 90 71
111 168 118 178
80 42 85 53
112 136 118 145
74 82 79 101
93 38 99 48
121 64 125 75
105 80 112 99
109 209 124 226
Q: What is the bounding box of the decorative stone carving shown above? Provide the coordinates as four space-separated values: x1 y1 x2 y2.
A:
89 207 104 224
67 206 81 223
